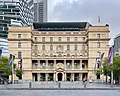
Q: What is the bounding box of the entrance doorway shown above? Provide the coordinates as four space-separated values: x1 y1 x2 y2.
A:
58 73 62 81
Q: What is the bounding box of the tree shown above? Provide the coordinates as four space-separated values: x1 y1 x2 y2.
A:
0 56 11 82
103 58 111 83
112 56 120 84
15 68 23 79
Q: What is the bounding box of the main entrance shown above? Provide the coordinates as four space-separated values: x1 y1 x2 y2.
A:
58 73 62 81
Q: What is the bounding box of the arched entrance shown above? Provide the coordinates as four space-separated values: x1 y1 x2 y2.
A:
58 73 62 81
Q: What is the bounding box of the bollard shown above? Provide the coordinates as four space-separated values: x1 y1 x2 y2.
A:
29 82 32 89
58 81 61 88
84 81 86 88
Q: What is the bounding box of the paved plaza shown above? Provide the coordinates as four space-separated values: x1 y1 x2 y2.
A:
0 90 120 96
0 81 120 96
0 81 120 89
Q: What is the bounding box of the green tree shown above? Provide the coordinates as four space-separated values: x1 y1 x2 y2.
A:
112 56 120 84
103 58 111 83
15 68 23 80
0 56 11 81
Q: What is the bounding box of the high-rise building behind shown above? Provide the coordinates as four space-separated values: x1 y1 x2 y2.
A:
114 34 120 56
34 0 47 22
0 0 34 38
0 0 34 56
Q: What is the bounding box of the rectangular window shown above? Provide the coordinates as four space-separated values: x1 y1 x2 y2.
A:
74 37 78 42
58 37 61 42
82 37 85 41
74 45 77 50
67 37 70 42
50 37 53 42
50 45 53 50
67 45 70 50
34 37 38 42
97 34 100 39
74 63 78 69
18 34 21 39
82 45 85 50
18 52 22 59
42 63 46 69
18 42 21 48
97 42 100 48
42 37 45 42
34 45 38 50
50 63 54 69
42 45 45 50
66 63 70 69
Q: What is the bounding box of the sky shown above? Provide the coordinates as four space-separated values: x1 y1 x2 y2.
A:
3 0 120 44
48 0 120 44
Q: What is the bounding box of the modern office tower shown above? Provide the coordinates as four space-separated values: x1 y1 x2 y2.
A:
0 0 34 38
0 0 34 56
0 38 8 56
34 0 47 22
8 22 110 81
114 34 120 56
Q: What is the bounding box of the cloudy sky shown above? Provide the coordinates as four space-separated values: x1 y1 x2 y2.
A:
48 0 120 44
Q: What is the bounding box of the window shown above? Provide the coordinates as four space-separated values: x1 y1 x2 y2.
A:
42 45 45 50
66 54 70 57
74 37 78 42
18 34 21 39
97 34 100 39
74 45 77 50
50 63 54 69
97 42 100 48
67 37 70 42
34 37 38 42
67 45 70 50
42 37 45 42
50 45 53 50
18 42 21 48
58 37 61 42
34 63 38 69
66 63 70 69
18 52 22 59
74 63 78 69
97 52 101 58
50 37 53 42
34 45 38 50
82 37 85 41
42 63 46 69
82 45 85 50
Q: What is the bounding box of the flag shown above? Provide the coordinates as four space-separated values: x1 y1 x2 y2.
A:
0 49 2 57
101 52 104 64
98 16 100 22
108 47 113 65
94 58 98 70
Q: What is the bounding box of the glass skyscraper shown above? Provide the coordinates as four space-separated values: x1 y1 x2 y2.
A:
0 0 34 56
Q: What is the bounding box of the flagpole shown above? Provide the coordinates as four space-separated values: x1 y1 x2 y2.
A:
111 70 113 88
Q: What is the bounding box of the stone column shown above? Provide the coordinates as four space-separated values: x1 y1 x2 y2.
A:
38 60 40 68
54 60 56 69
54 72 56 81
64 73 66 81
46 60 48 69
39 73 41 81
45 73 48 81
72 73 74 81
80 60 82 70
64 60 66 69
79 73 82 81
56 72 58 81
72 60 74 69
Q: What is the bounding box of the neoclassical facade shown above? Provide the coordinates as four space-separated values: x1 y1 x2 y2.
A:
8 22 110 81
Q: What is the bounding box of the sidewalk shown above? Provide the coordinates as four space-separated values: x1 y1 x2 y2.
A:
0 81 120 90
